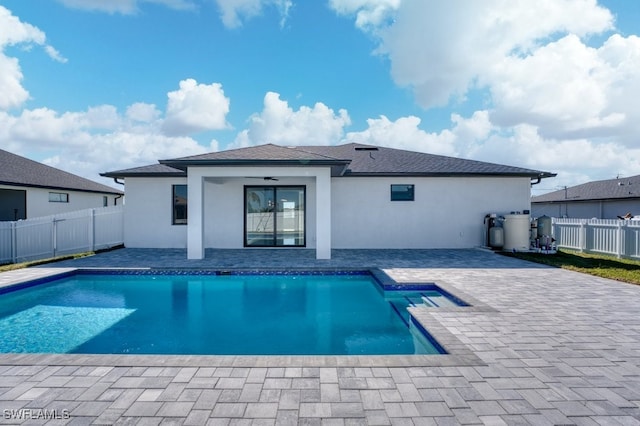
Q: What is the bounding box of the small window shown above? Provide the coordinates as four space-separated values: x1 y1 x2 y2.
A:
103 196 108 207
49 192 69 203
390 184 414 201
172 185 187 225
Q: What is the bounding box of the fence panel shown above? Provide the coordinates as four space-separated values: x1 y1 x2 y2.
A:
54 213 93 257
15 217 54 262
94 206 124 249
553 218 640 260
0 205 123 265
0 222 13 264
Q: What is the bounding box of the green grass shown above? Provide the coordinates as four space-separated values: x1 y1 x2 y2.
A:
501 249 640 285
0 252 96 273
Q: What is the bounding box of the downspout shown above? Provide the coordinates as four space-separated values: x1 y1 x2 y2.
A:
113 178 124 206
530 177 541 186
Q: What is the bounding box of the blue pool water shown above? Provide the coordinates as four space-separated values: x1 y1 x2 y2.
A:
0 271 453 355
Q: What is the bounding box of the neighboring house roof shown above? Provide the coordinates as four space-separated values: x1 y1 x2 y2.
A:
0 149 123 195
102 143 556 179
532 174 640 203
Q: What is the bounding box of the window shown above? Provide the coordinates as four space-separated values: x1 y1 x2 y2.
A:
390 184 414 201
49 192 69 203
103 196 108 207
172 185 187 225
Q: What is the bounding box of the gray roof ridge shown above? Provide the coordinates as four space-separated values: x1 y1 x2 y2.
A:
158 144 274 162
288 145 350 161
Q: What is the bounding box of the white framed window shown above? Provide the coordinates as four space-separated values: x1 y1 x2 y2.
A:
49 192 69 203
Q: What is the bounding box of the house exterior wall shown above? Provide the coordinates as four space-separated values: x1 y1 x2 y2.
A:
121 174 532 249
331 176 532 248
0 183 121 220
122 177 188 248
202 176 316 248
532 199 640 219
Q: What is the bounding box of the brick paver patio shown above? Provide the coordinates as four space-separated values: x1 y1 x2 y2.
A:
0 248 639 425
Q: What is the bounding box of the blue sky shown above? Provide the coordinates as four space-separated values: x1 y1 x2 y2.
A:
1 0 639 196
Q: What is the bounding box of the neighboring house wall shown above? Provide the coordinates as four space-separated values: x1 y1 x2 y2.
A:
332 177 532 248
0 184 120 220
122 175 532 249
532 199 640 219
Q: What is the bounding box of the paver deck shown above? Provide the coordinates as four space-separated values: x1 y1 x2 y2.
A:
0 248 639 425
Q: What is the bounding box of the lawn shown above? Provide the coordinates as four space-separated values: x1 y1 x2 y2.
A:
0 252 94 273
502 249 640 285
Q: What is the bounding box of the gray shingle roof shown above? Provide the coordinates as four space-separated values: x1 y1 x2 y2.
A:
298 144 551 176
165 143 346 163
102 164 186 178
104 143 555 179
0 149 123 195
532 174 640 203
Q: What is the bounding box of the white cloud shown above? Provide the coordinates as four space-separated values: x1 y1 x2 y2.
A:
344 111 492 156
214 0 292 28
488 34 640 144
0 54 29 110
367 0 614 109
468 123 640 192
330 0 640 190
0 6 66 110
44 45 68 63
56 0 195 14
162 79 231 136
0 104 210 187
232 92 351 147
0 73 230 186
126 102 161 123
329 0 400 30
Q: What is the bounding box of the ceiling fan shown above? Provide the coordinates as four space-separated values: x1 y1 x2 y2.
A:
245 176 279 181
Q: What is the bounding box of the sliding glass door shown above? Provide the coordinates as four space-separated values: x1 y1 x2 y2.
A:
245 186 305 247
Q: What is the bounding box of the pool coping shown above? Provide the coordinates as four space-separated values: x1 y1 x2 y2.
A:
0 267 495 368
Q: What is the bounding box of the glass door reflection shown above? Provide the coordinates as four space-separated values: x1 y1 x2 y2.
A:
245 186 305 247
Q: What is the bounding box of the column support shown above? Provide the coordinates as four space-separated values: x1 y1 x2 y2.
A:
187 171 205 260
315 169 331 259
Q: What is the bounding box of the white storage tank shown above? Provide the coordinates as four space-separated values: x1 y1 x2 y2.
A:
503 214 530 251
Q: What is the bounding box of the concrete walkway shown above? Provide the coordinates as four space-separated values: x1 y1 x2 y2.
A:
0 248 639 425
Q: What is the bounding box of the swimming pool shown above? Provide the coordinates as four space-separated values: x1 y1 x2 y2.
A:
0 270 461 356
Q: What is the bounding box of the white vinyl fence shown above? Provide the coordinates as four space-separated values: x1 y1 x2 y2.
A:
0 205 124 265
552 217 640 260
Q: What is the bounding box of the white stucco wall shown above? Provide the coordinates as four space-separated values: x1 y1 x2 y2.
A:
0 184 121 219
202 176 316 248
122 177 188 248
331 177 532 248
122 174 533 249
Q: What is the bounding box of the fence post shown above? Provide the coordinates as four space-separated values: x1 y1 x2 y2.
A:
90 209 96 252
11 221 17 264
617 221 624 259
52 216 57 258
579 219 586 252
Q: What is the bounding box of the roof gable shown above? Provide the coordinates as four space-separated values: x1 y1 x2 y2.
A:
0 149 123 195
